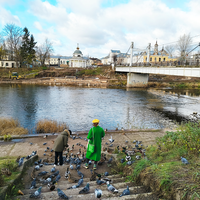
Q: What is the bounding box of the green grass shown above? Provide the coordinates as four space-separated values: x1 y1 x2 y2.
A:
0 156 19 187
113 122 200 198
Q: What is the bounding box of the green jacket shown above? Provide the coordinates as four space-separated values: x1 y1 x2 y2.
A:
86 126 105 161
53 130 69 152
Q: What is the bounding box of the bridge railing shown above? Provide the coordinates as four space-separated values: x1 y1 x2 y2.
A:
129 60 200 67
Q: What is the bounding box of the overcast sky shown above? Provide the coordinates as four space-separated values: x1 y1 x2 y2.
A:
1 0 200 58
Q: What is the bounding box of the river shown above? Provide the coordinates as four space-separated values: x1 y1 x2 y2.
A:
0 84 200 133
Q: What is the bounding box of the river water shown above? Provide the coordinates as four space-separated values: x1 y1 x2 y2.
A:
0 84 200 133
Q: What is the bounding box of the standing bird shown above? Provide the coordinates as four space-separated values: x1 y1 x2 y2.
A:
109 136 114 143
57 188 69 199
107 181 118 193
18 157 25 167
77 170 84 178
181 157 189 164
51 167 56 172
55 174 61 183
79 183 90 194
119 186 130 197
96 177 106 185
29 186 42 198
30 178 37 189
95 188 102 199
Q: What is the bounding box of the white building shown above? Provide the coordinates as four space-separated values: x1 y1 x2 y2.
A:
0 60 17 68
46 45 89 68
101 50 121 65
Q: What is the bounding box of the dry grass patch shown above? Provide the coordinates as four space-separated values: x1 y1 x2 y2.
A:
36 119 68 133
0 118 28 136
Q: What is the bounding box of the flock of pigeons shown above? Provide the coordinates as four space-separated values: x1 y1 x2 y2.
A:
15 133 190 199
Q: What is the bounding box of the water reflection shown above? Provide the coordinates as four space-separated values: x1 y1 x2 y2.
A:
0 84 200 133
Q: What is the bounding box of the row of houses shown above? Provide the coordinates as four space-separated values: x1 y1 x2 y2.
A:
101 41 177 66
0 45 101 68
1 41 199 68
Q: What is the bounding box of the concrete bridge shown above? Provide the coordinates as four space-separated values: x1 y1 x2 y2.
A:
115 66 200 87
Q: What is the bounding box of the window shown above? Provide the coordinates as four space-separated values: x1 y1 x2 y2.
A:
155 58 156 61
6 63 9 66
63 61 65 64
159 58 161 62
150 58 152 61
163 58 165 61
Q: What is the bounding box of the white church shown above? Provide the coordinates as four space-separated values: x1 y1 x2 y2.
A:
47 45 89 68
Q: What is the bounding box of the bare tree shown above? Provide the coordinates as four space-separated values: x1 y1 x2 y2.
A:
165 44 175 57
36 38 54 66
177 34 192 59
3 23 23 61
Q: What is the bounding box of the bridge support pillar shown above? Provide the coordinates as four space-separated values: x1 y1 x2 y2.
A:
127 73 149 88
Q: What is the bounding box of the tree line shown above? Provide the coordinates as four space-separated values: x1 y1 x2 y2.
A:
0 23 54 67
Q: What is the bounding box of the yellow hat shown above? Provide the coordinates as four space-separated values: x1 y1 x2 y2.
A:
92 119 99 123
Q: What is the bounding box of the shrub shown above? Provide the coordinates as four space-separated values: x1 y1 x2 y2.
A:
0 118 28 136
36 119 68 133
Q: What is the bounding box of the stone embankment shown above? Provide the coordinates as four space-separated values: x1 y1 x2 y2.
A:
0 77 111 88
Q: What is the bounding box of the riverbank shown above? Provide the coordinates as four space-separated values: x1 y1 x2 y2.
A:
1 126 200 199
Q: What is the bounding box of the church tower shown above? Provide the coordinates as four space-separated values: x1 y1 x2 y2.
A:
154 41 158 55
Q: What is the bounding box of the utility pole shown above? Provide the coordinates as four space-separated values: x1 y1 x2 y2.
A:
130 42 134 67
147 43 151 64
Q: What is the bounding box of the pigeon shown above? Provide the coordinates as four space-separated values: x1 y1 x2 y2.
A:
109 144 113 147
26 155 31 160
30 142 33 145
29 186 42 198
104 172 109 176
47 182 56 191
76 164 80 170
96 178 106 185
79 183 90 194
43 153 46 156
95 188 102 199
18 157 24 167
181 157 189 164
109 136 114 143
57 188 69 199
119 186 130 197
136 155 141 160
55 174 61 182
126 161 134 165
88 160 92 165
30 178 37 189
125 155 131 161
38 171 48 176
52 170 59 177
47 147 49 150
39 164 43 168
107 181 118 193
107 157 113 164
120 158 125 163
38 159 42 164
77 170 84 178
67 177 83 189
35 165 40 171
77 177 83 187
70 164 74 170
51 167 56 173
43 142 47 145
